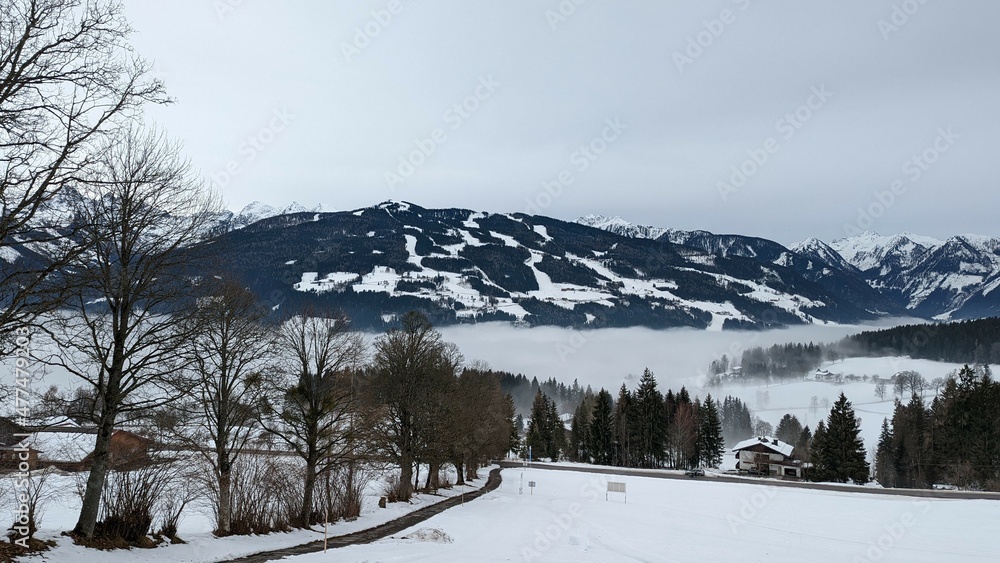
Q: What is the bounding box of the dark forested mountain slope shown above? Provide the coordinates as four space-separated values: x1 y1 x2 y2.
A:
193 201 905 330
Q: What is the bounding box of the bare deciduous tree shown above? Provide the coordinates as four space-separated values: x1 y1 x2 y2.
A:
167 279 273 536
0 0 167 344
39 126 219 538
366 311 461 501
259 313 366 528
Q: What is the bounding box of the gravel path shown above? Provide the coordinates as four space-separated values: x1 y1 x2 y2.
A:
220 467 503 563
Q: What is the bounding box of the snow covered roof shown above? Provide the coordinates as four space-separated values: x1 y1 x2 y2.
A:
731 436 794 458
32 416 82 430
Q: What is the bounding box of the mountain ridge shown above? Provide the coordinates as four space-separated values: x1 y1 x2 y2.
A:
188 201 918 330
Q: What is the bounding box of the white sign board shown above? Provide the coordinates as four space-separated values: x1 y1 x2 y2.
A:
607 481 627 503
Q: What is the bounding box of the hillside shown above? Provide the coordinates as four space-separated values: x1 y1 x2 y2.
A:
197 201 900 330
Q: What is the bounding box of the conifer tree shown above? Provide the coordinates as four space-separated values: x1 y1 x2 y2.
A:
634 368 665 468
874 418 895 487
698 394 725 467
546 394 566 459
775 414 804 446
795 426 813 463
808 420 829 481
526 390 551 461
590 389 615 466
613 384 634 467
569 391 597 463
818 393 869 483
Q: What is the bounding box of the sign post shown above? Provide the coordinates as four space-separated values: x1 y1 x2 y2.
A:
607 481 627 503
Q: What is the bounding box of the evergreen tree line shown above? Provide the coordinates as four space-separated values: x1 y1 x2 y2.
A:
498 373 591 418
841 318 1000 365
526 369 727 470
707 318 1000 383
875 365 1000 491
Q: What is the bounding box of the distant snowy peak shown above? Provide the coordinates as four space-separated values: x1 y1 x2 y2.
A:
790 238 859 274
232 201 278 228
227 201 337 230
828 231 939 274
575 214 670 240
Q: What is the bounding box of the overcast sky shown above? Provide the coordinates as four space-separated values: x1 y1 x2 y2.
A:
124 1 1000 245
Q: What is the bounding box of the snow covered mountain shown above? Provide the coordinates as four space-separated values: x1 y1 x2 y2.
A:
12 197 996 329
829 232 1000 320
210 201 337 233
195 201 908 330
575 215 670 240
575 215 1000 322
829 231 940 277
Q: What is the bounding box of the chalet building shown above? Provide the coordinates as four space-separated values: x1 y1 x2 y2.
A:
732 436 805 479
21 418 153 472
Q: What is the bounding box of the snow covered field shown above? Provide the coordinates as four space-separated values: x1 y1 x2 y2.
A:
714 356 965 459
8 467 488 563
288 466 1000 563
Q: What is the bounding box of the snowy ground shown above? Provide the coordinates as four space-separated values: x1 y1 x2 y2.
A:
713 356 965 460
9 466 491 563
286 466 1000 563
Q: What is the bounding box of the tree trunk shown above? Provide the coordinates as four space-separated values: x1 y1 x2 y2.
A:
301 457 317 527
399 455 414 501
425 461 440 490
453 460 465 486
466 459 478 482
218 469 232 535
73 417 114 538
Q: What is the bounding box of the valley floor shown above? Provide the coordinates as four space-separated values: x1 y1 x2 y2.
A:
286 465 1000 563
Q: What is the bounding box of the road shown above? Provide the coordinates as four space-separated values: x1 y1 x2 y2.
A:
499 461 1000 501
